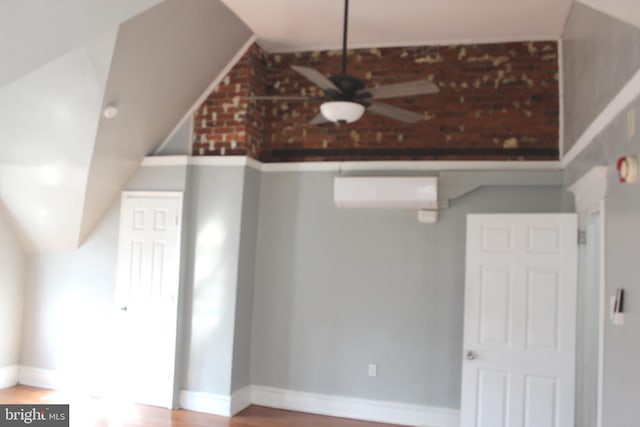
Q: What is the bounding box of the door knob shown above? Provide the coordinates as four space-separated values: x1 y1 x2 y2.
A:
120 306 128 312
466 350 477 360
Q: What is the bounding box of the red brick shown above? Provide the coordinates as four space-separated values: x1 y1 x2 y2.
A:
192 41 559 161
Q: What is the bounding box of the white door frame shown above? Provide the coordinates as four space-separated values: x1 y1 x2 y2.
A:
582 202 605 427
568 166 608 427
115 190 184 409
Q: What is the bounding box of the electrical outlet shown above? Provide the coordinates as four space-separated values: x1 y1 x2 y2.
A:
628 109 635 140
368 364 377 377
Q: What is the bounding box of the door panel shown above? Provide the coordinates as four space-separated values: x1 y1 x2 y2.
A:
477 370 510 427
462 214 577 427
479 267 512 346
114 191 183 408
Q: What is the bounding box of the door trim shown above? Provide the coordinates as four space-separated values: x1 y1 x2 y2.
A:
569 166 608 427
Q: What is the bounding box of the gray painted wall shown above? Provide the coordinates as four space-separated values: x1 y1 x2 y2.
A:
180 165 246 395
564 92 640 427
17 161 255 398
157 117 193 156
0 204 25 369
250 171 563 408
13 161 567 411
231 167 261 392
562 2 640 154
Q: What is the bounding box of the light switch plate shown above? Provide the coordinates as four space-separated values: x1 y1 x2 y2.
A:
368 364 377 377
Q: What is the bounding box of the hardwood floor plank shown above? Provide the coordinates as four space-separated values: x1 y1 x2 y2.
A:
0 386 405 427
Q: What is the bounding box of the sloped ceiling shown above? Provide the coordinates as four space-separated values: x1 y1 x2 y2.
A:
577 0 640 29
221 0 574 52
0 0 253 251
0 31 117 250
78 0 253 245
0 0 163 88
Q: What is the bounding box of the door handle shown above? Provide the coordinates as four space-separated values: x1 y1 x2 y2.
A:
120 306 128 312
466 350 477 360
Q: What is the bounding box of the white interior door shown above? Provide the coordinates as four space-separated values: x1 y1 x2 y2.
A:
461 214 577 427
113 191 183 408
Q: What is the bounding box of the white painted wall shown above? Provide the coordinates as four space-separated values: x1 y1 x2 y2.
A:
0 203 25 371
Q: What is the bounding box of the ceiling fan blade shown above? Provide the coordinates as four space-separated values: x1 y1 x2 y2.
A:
361 80 439 99
310 112 329 125
292 65 340 92
368 102 424 123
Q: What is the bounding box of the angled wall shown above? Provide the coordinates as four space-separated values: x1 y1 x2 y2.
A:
563 4 640 427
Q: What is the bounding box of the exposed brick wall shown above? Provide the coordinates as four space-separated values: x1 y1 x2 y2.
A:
193 41 559 162
193 44 264 157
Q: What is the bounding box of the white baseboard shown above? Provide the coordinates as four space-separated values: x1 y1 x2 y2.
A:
18 366 60 390
13 367 459 427
250 385 460 427
179 386 251 417
180 390 233 417
231 386 252 416
0 365 19 389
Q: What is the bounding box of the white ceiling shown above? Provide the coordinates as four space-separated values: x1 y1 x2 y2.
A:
221 0 575 52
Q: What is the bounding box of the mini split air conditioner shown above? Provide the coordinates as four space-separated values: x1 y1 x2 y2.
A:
333 177 438 221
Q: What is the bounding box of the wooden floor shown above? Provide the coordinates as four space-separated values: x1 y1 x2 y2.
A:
0 385 405 427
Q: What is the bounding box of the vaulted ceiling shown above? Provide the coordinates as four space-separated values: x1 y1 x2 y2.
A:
1 0 640 253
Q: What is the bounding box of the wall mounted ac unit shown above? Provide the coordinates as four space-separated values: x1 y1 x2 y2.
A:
334 176 438 209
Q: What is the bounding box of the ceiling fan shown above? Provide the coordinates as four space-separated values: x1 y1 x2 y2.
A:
251 0 439 125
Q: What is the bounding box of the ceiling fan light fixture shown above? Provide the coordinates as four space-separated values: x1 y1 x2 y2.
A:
320 101 365 123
